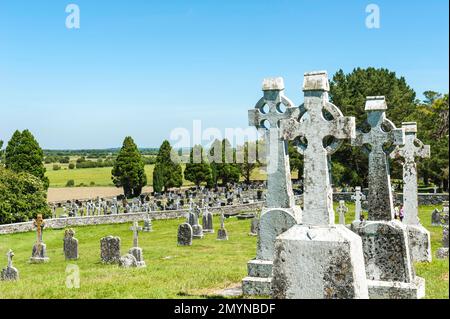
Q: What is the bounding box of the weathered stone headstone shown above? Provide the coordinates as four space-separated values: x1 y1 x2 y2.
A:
431 208 442 226
119 254 138 268
351 187 366 222
391 122 432 262
1 250 19 281
337 200 348 225
242 77 302 296
351 96 424 299
100 236 121 264
30 214 50 263
192 205 204 239
436 224 449 259
63 228 79 260
178 223 193 246
249 217 259 236
123 221 146 268
217 212 228 241
202 207 214 233
271 71 367 299
143 213 153 232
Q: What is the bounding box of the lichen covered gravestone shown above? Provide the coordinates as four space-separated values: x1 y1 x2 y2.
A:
178 221 193 246
352 187 366 222
1 250 19 281
30 214 50 263
351 97 424 299
242 77 302 296
63 228 79 260
202 207 214 233
436 204 449 259
100 235 121 264
217 212 228 241
391 122 431 262
271 71 368 299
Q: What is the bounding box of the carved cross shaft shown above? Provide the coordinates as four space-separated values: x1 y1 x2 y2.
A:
390 122 430 225
352 96 405 221
33 214 45 244
280 71 355 225
248 77 299 209
130 221 142 247
351 186 366 221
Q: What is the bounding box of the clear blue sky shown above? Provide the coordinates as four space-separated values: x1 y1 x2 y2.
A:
0 0 448 149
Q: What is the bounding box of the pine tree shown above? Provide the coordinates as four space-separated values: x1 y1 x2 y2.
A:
184 145 212 187
152 140 183 193
5 130 49 189
111 136 147 198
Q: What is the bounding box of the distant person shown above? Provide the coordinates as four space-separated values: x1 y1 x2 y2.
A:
359 213 365 222
394 205 400 220
399 205 405 222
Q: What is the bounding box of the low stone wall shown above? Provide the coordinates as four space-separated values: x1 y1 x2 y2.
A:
0 202 264 235
333 192 448 205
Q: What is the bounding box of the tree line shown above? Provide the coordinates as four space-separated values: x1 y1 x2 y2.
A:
1 67 448 224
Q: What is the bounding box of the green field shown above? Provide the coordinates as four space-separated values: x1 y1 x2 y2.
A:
0 204 447 299
45 164 274 188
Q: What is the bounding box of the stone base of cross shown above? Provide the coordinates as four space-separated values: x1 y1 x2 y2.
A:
242 206 301 296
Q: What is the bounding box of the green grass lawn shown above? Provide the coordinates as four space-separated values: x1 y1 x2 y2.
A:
0 205 447 299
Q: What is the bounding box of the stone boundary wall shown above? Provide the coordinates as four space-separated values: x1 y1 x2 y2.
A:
0 202 264 235
332 192 448 205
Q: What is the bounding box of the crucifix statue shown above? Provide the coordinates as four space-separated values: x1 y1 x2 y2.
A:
337 200 349 225
280 71 355 225
130 221 142 248
352 96 405 221
33 214 45 244
248 77 299 209
351 186 366 221
390 122 430 225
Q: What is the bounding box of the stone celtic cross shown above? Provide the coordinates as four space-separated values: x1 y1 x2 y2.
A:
351 186 366 221
280 71 355 225
130 221 142 248
390 122 430 225
352 96 405 221
248 77 299 209
33 214 45 244
337 200 348 225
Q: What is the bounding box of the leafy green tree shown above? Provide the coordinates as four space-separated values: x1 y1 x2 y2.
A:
238 141 260 184
208 139 240 186
329 67 418 187
0 166 50 224
288 141 304 181
4 130 49 189
184 145 212 187
409 94 449 190
111 136 147 198
152 140 183 193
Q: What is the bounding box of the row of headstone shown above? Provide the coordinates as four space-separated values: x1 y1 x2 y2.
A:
243 71 431 299
2 213 154 281
177 204 229 245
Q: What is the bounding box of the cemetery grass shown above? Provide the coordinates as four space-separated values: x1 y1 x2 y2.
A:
0 205 447 299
